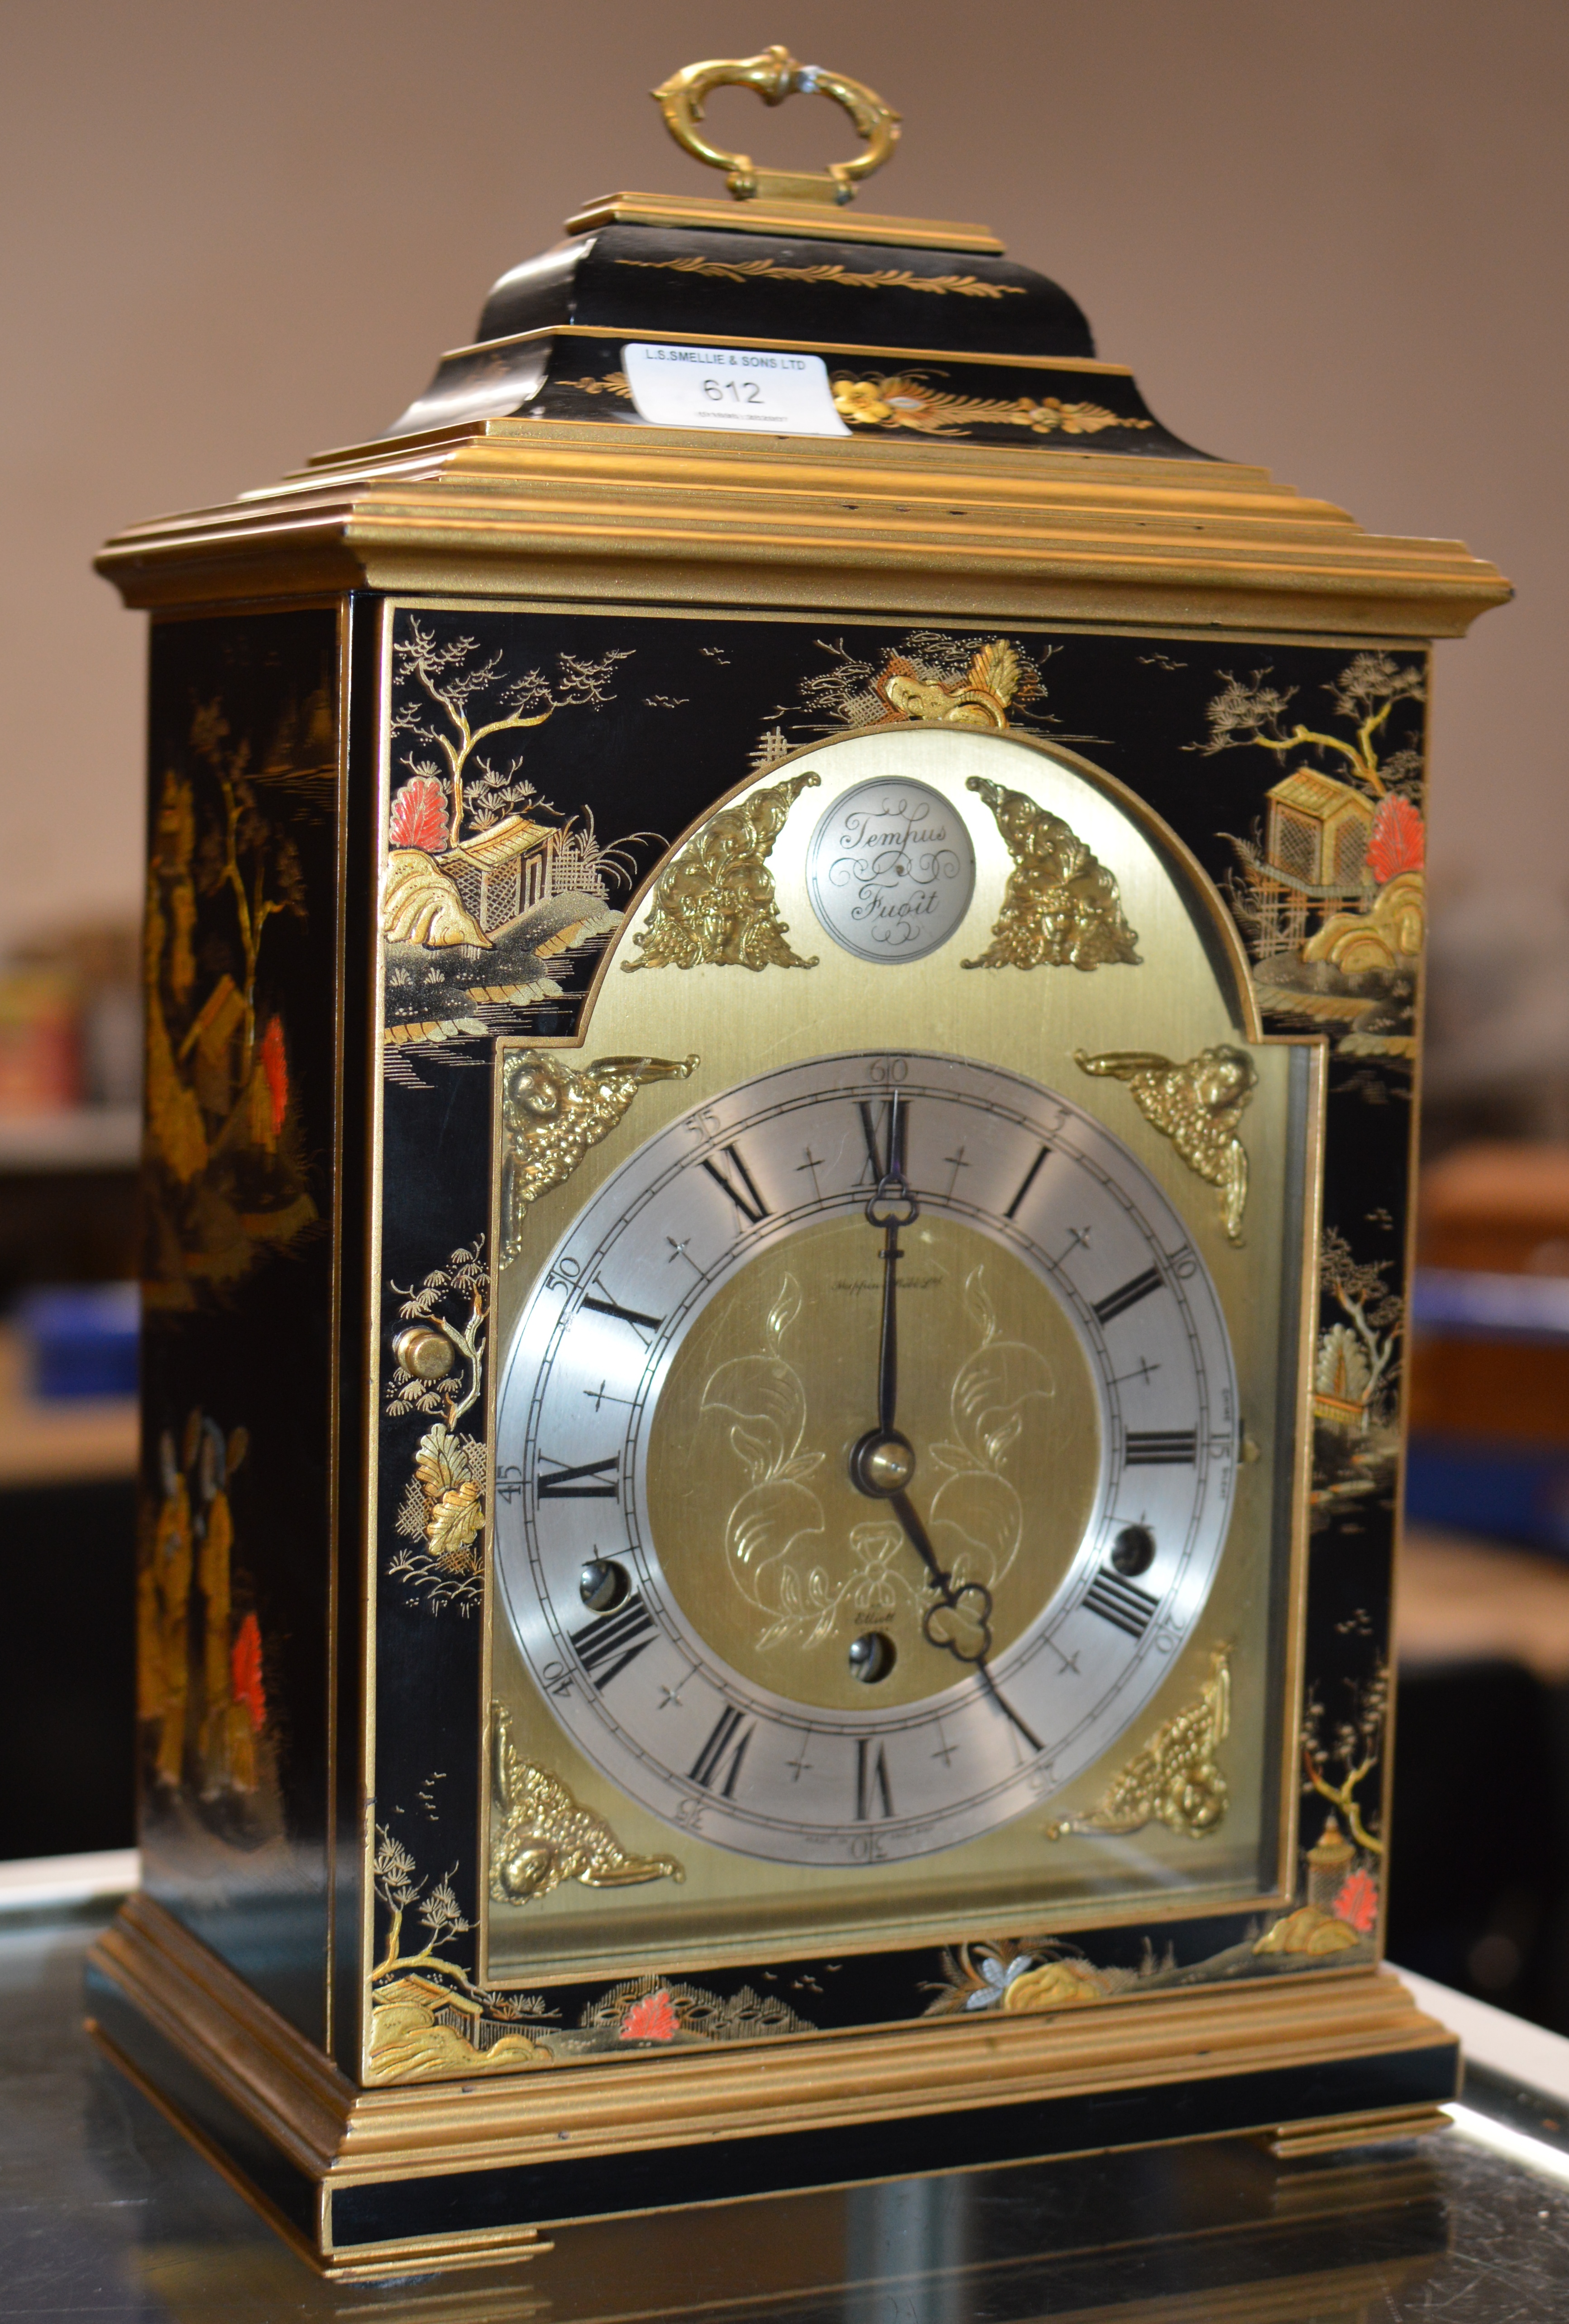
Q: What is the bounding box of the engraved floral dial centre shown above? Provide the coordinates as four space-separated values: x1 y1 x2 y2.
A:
646 1211 1099 1712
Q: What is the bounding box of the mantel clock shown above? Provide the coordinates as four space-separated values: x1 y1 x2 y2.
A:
87 48 1509 2279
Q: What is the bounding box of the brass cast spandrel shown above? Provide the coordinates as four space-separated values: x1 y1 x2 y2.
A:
500 1049 697 1261
1076 1047 1258 1244
623 768 820 971
646 1215 1100 1713
1046 1642 1232 1841
490 1706 683 1902
962 777 1143 970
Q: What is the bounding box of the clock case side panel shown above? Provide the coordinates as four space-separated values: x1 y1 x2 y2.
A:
131 601 349 2047
331 593 385 2075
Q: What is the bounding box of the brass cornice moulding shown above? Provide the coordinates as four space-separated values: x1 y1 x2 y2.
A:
96 420 1509 637
562 192 1004 252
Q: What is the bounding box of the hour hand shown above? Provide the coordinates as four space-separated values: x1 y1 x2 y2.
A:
888 1489 1042 1755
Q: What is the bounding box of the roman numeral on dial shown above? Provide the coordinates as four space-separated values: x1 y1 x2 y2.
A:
1124 1428 1198 1466
858 1098 909 1185
1093 1266 1163 1325
580 1290 664 1341
1005 1144 1051 1220
1083 1568 1160 1638
536 1454 620 1500
569 1593 656 1688
701 1145 770 1226
689 1705 755 1796
855 1737 895 1820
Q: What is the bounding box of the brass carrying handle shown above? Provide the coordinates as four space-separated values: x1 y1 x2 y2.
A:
651 46 900 207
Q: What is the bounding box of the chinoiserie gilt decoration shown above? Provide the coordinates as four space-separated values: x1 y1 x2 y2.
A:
1045 1646 1232 1842
880 638 1023 728
88 22 1509 2280
962 779 1141 969
652 47 899 208
620 256 1014 297
1075 1047 1258 1244
832 373 1156 438
500 1050 696 1260
490 1708 684 1904
623 769 820 971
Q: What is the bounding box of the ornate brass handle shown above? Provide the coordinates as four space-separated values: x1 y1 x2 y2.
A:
651 46 900 208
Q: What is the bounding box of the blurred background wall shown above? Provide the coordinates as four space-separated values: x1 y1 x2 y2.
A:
5 0 1569 2017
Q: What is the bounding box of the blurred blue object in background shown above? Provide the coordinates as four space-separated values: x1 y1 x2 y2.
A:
13 1283 138 1401
1407 1266 1569 1556
1405 1437 1569 1553
1413 1269 1569 1345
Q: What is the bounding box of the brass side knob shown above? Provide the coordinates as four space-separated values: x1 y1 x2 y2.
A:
393 1326 455 1381
651 46 899 208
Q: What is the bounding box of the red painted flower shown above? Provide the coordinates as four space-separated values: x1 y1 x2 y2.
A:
230 1613 266 1733
1367 794 1425 885
257 1016 288 1136
1334 1868 1379 1935
620 1988 679 2042
389 774 450 853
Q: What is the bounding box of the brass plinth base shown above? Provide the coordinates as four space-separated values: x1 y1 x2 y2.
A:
86 1892 1459 2279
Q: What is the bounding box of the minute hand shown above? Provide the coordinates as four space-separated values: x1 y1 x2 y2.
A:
850 1094 919 1497
868 1096 917 1441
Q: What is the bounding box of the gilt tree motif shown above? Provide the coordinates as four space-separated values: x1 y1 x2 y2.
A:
390 620 631 845
190 701 306 1078
1319 1228 1403 1417
1302 1665 1389 1857
386 1241 489 1615
1194 652 1425 803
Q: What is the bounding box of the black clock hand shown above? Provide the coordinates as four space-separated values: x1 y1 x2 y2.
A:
886 1490 1042 1752
846 1097 1041 1754
851 1091 919 1496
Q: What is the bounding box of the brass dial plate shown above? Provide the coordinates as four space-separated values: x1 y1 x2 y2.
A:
494 1051 1237 1866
